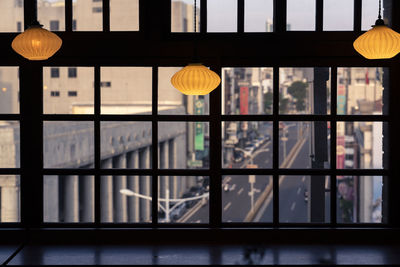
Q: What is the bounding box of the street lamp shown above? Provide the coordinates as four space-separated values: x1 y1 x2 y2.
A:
120 188 209 223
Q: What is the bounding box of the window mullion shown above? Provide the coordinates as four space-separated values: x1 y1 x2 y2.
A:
272 67 279 226
330 67 337 225
19 63 44 227
316 0 323 32
354 0 362 32
65 0 73 32
103 0 110 32
94 66 101 225
237 0 244 33
152 66 159 225
209 65 222 228
273 0 287 32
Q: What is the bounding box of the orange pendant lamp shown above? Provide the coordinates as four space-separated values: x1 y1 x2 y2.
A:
353 0 400 59
171 0 221 95
11 1 62 61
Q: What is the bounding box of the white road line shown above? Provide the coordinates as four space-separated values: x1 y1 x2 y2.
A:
297 187 301 195
237 187 244 195
325 176 330 189
290 202 296 211
301 176 306 182
196 220 201 223
223 176 232 184
224 202 232 211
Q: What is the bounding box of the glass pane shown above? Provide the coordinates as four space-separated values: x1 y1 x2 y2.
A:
323 0 353 31
102 176 152 223
44 175 94 223
337 122 384 169
159 122 209 169
222 68 273 115
100 122 152 169
43 121 94 168
0 0 24 32
337 68 385 115
158 176 209 223
280 176 330 223
0 67 19 114
245 0 273 32
0 121 20 168
362 0 381 31
222 121 272 168
110 0 139 31
0 175 20 222
38 0 65 31
101 67 152 114
337 176 383 223
44 67 94 114
279 122 329 169
287 0 315 31
171 0 200 32
73 0 103 31
207 0 237 32
222 175 272 222
158 67 209 115
279 68 330 115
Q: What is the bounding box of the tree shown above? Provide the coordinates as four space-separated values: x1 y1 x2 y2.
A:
263 91 273 114
287 81 308 111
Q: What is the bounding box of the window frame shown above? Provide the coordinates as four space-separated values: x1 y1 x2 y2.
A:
0 0 398 233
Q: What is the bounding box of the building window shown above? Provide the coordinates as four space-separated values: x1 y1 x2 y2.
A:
51 68 60 78
15 0 23 8
93 7 102 13
50 91 60 97
72 19 77 31
16 21 22 32
50 20 60 31
68 67 77 78
100 81 111 87
68 91 78 97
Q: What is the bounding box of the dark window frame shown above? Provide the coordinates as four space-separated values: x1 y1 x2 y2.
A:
0 0 398 236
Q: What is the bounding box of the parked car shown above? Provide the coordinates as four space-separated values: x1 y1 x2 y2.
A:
170 203 186 221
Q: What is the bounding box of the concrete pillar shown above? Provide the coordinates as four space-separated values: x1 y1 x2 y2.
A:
169 139 178 198
160 141 169 199
101 158 113 222
0 176 20 222
139 146 151 222
112 154 128 222
61 175 79 222
79 175 94 222
127 150 140 222
43 175 59 222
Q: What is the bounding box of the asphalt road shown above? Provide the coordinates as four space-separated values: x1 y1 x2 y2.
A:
181 123 331 224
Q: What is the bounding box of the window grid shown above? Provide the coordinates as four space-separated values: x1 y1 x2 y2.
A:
0 0 393 229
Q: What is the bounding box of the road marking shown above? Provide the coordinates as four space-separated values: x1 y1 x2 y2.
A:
224 202 232 211
230 184 236 191
301 176 306 182
325 176 329 190
297 187 301 195
237 187 244 195
196 220 201 223
290 202 296 211
223 176 232 184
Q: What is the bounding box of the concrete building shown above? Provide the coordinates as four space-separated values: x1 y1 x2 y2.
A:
0 0 204 223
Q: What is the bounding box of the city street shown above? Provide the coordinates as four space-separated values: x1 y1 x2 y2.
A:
181 123 328 223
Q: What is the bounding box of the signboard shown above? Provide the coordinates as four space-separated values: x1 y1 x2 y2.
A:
337 85 346 115
240 86 249 115
194 99 204 151
337 135 345 170
187 160 203 168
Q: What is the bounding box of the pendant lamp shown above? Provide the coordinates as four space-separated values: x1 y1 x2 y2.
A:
11 2 62 61
171 0 221 95
353 0 400 59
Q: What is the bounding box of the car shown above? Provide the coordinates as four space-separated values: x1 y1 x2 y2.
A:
244 144 256 154
170 203 186 221
264 134 271 142
304 191 309 202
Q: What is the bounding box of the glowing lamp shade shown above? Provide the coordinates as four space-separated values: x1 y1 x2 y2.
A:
353 25 400 59
171 64 221 95
11 25 62 60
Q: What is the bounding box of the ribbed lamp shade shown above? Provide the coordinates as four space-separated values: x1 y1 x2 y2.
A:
171 64 221 95
353 25 400 59
11 25 62 60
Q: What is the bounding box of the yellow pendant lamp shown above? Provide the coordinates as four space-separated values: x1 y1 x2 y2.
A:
171 63 221 95
12 21 62 61
353 0 400 59
171 0 221 95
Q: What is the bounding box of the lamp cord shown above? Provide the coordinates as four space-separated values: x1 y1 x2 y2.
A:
194 0 197 32
378 0 382 19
